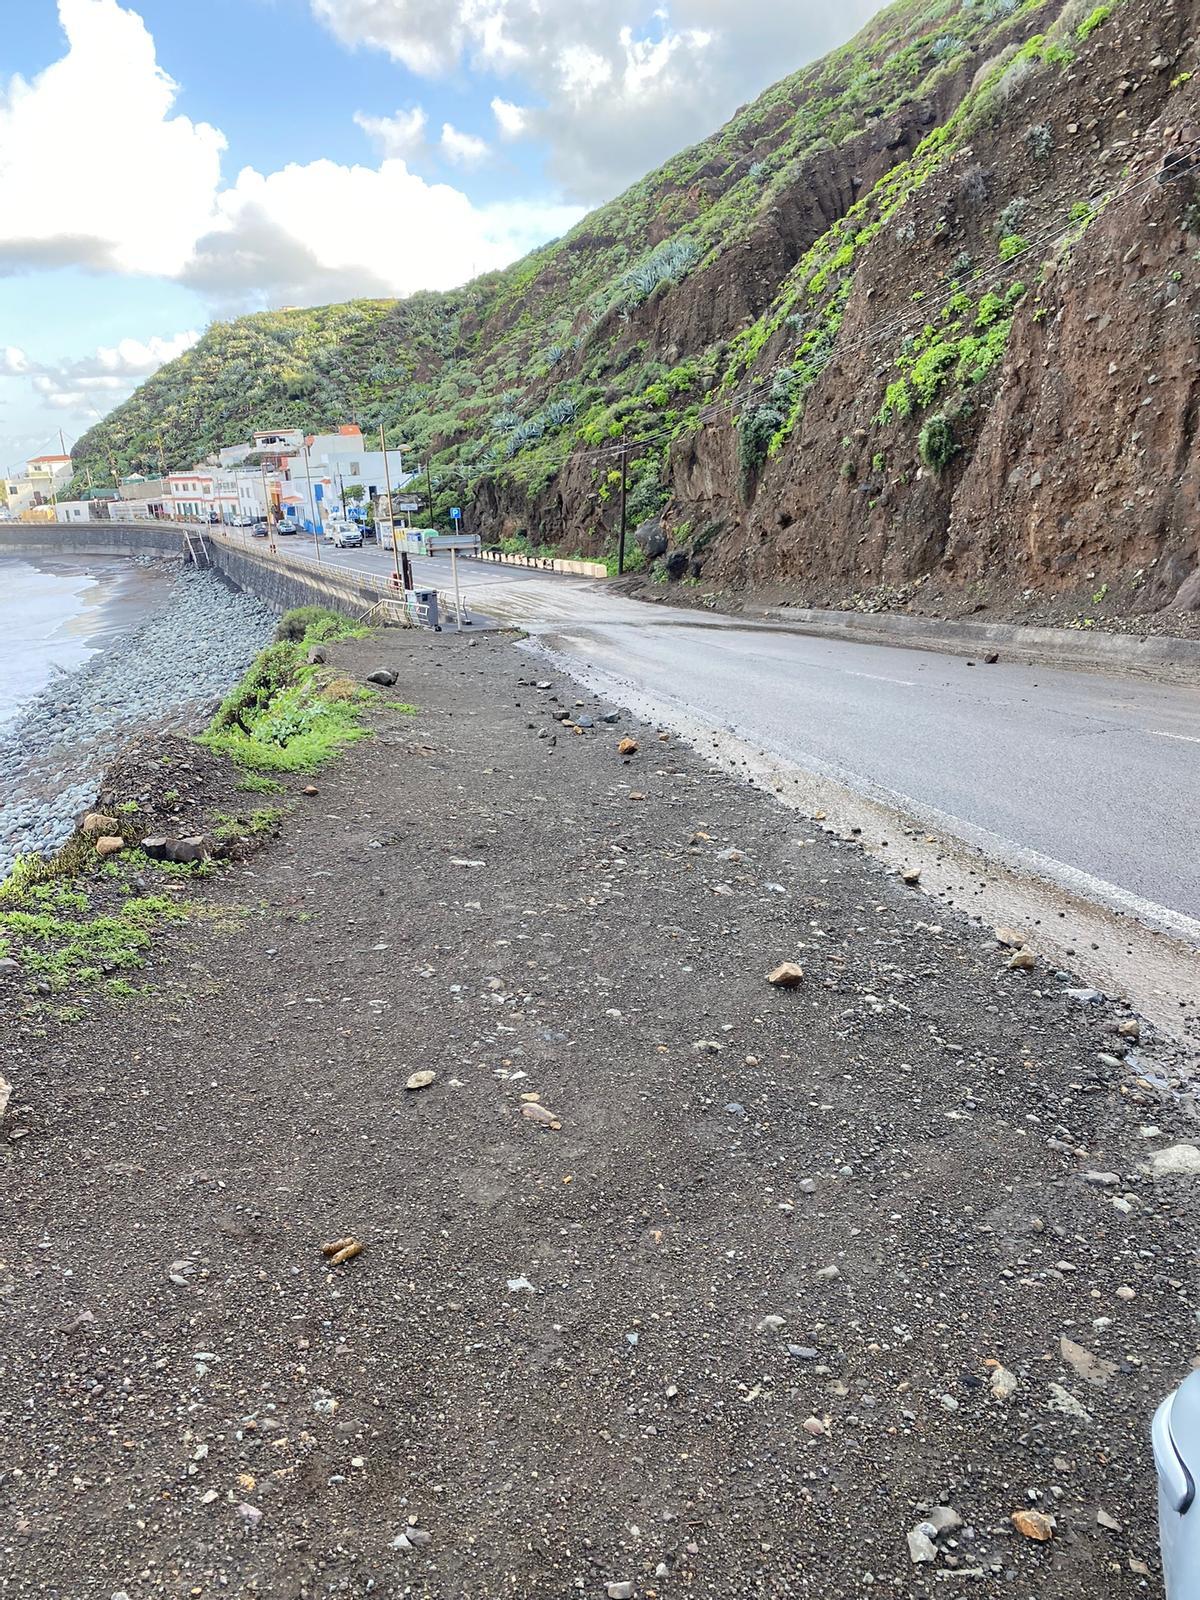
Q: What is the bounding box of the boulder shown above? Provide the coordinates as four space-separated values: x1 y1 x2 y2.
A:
366 668 398 686
94 836 125 858
141 837 169 860
633 517 667 561
664 550 689 580
1170 566 1200 611
306 645 328 664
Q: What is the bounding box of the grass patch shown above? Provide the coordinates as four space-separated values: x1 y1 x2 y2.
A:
199 608 382 774
212 806 286 842
0 885 189 990
236 771 284 794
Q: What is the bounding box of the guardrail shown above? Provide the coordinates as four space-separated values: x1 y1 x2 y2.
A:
472 547 608 580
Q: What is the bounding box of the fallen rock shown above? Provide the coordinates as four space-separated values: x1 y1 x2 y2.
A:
1007 949 1036 971
94 835 125 857
0 1073 10 1120
1082 1171 1121 1188
165 836 209 865
1047 1382 1091 1421
1148 1143 1200 1178
1096 1508 1122 1533
1011 1509 1055 1542
802 1416 826 1437
767 962 804 988
907 1525 938 1564
617 737 639 756
606 1584 635 1600
901 867 921 885
82 812 120 835
306 646 327 664
0 958 19 978
989 1364 1018 1401
927 1506 962 1534
520 1102 561 1129
303 784 319 797
366 668 398 686
756 1314 786 1334
995 926 1027 948
140 836 169 860
1060 1335 1116 1387
405 1070 437 1091
1116 1017 1140 1041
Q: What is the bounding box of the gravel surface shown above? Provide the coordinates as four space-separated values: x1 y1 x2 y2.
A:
0 568 275 876
1 629 1197 1599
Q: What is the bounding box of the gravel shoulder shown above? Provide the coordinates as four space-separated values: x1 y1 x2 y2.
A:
1 628 1197 1599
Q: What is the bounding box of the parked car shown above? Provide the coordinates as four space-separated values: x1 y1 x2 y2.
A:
326 519 363 549
250 520 269 538
230 515 254 528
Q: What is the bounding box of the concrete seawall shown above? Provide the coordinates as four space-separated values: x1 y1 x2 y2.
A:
0 523 389 621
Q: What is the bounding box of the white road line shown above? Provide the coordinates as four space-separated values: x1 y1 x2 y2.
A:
843 670 916 686
1150 731 1200 744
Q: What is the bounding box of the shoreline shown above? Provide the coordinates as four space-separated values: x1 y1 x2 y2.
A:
0 565 276 876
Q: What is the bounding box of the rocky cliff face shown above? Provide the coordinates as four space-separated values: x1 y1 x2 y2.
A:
76 0 1200 623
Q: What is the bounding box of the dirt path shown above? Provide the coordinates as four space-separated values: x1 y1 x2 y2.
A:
1 630 1196 1599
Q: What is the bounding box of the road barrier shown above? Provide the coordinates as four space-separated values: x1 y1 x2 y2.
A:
472 548 608 580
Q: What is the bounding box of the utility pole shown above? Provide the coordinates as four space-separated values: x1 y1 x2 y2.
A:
379 424 407 594
156 436 168 480
260 460 275 549
617 434 629 577
303 443 323 563
425 458 435 527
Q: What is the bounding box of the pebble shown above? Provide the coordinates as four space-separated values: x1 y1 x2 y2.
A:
606 1584 635 1599
906 1526 937 1564
756 1314 786 1333
0 567 274 876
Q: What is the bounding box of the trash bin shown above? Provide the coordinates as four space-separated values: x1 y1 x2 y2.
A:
407 588 440 630
1155 1370 1200 1597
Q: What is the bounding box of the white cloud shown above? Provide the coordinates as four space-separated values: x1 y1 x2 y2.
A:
311 0 881 202
353 104 428 159
0 0 225 277
440 122 490 167
187 159 579 311
491 97 528 138
16 330 201 413
0 0 580 315
1 347 30 375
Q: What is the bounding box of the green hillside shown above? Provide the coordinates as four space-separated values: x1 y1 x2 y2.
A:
73 0 1088 539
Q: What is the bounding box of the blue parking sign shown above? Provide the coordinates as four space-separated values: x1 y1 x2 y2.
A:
450 507 461 521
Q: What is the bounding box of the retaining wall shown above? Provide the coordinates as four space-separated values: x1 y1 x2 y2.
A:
0 522 387 620
472 548 608 580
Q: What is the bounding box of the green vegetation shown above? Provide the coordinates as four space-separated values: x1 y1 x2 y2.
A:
918 414 959 472
200 610 385 774
68 0 1073 540
0 881 188 990
212 806 286 842
1075 5 1111 39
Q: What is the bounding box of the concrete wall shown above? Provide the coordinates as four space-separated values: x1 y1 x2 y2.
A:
0 521 388 621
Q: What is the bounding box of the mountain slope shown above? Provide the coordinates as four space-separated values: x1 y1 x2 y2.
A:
73 0 1200 617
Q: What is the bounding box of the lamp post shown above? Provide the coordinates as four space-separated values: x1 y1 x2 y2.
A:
303 444 323 563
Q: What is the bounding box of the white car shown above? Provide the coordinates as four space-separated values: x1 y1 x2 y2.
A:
325 519 363 548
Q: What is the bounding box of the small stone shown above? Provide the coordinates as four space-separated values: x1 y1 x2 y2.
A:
1116 1018 1140 1041
939 1394 959 1412
756 1314 786 1334
606 1585 635 1600
405 1070 436 1091
617 737 639 756
1115 1285 1137 1301
94 835 125 857
767 962 804 988
901 867 921 885
235 1502 263 1527
788 1345 819 1360
1060 1335 1116 1387
1011 1509 1055 1542
306 646 327 664
1007 949 1036 971
0 1074 10 1120
141 836 169 859
81 812 119 835
1148 1143 1200 1178
815 1264 840 1281
989 1365 1018 1401
303 785 319 796
927 1506 962 1534
165 836 208 864
995 926 1027 947
907 1526 937 1564
1096 1508 1122 1532
1082 1171 1120 1188
0 959 18 978
1064 988 1103 1004
520 1102 561 1129
507 1275 534 1293
802 1416 826 1437
798 1178 817 1194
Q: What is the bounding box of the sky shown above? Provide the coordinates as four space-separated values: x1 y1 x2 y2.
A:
0 0 877 472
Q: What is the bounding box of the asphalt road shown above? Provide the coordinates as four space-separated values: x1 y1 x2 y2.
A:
246 532 1200 929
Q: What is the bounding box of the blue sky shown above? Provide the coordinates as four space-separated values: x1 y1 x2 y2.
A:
0 0 876 467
